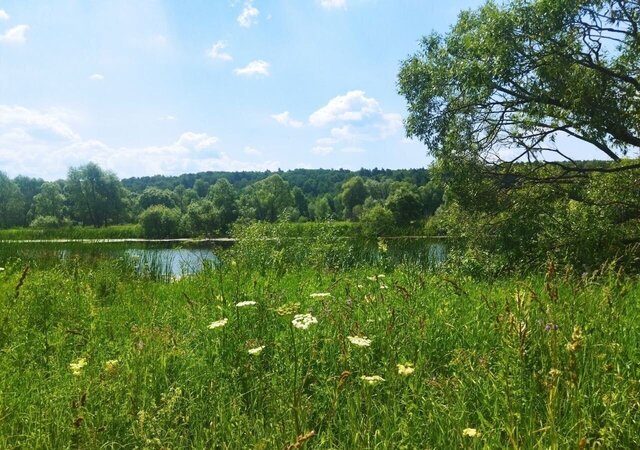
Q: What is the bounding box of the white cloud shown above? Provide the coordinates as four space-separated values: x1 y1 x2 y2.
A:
311 146 334 156
89 73 104 81
0 10 9 21
309 90 380 127
237 1 259 27
310 91 405 147
0 105 280 179
244 146 262 156
207 41 232 61
234 60 270 77
0 24 29 44
271 111 303 128
320 0 347 10
340 146 365 153
176 131 219 150
0 105 80 141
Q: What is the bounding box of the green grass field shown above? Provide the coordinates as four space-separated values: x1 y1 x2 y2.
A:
1 238 639 449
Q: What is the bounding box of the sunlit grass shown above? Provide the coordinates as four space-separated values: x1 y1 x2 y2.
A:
0 251 639 448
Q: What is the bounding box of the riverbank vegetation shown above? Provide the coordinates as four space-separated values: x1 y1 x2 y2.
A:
1 234 639 448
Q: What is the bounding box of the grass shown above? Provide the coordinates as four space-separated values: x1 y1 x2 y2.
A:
0 238 639 449
0 224 143 241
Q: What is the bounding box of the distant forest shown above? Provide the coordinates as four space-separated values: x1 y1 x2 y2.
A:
0 164 443 236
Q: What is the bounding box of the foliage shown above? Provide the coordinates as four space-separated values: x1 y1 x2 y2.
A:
139 206 182 239
66 163 127 227
0 172 25 228
360 205 396 237
137 187 177 211
398 0 640 175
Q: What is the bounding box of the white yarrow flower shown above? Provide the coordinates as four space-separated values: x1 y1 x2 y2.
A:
236 301 257 307
208 318 228 329
248 345 265 355
347 335 372 347
360 375 385 385
309 293 332 299
397 363 415 376
292 313 318 330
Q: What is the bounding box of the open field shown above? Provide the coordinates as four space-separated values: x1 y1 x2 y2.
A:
1 239 639 449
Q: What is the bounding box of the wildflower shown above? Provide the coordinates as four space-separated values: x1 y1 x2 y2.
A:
548 368 562 378
69 358 87 376
236 301 257 307
379 283 388 289
462 428 481 438
292 313 318 330
104 359 119 374
248 345 265 355
377 274 386 278
566 325 584 353
0 267 4 272
347 335 372 347
360 375 385 385
208 318 228 329
275 302 300 316
397 363 415 376
310 293 332 299
377 239 388 253
366 276 377 282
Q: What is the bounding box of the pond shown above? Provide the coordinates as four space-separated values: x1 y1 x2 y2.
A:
0 237 448 278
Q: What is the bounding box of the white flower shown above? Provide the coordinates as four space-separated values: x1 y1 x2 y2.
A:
208 318 228 329
248 345 265 355
310 293 332 299
292 313 318 330
0 267 5 272
347 335 372 347
69 358 87 376
397 363 415 376
360 375 385 385
236 301 257 307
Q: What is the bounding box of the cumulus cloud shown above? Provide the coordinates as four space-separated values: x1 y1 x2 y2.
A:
207 41 232 61
237 1 259 27
271 111 303 128
89 73 105 81
234 60 270 77
320 0 347 9
0 105 280 179
309 90 380 127
0 24 29 44
309 91 404 150
0 10 9 21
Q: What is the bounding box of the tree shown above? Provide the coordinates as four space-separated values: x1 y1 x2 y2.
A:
0 172 25 228
138 187 176 211
340 176 368 220
31 182 66 223
385 185 423 225
65 163 126 227
139 205 181 238
239 175 294 222
207 178 238 232
398 0 640 180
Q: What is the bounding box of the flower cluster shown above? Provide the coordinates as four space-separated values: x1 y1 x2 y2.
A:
360 375 385 385
292 313 318 330
347 335 372 347
236 301 257 308
69 358 87 376
208 318 228 329
397 363 415 376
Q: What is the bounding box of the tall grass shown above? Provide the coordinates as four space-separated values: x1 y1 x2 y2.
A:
0 224 143 241
0 239 638 448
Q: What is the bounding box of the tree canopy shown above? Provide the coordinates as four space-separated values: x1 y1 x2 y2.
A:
398 0 640 179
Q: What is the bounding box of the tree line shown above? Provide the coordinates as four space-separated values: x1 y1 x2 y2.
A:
0 163 443 237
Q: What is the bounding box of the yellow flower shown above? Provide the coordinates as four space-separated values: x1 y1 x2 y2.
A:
397 363 415 376
69 358 87 376
104 359 119 374
462 428 481 438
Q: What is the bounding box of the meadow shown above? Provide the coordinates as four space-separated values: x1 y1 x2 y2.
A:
0 227 639 449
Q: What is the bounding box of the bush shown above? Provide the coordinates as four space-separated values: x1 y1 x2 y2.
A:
29 215 68 229
139 206 181 238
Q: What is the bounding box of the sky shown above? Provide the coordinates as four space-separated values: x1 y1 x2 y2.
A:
0 0 487 180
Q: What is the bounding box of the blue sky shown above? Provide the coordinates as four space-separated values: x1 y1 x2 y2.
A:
0 0 484 180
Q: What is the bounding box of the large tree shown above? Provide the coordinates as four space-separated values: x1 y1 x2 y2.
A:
398 0 640 179
66 163 126 227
